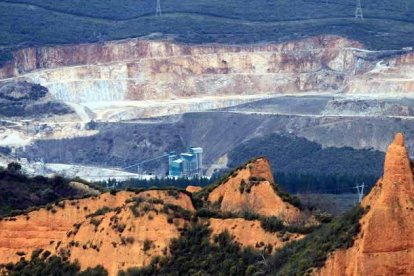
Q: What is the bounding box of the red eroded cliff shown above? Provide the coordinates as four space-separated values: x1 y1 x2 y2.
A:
319 133 414 275
0 190 194 275
208 158 303 222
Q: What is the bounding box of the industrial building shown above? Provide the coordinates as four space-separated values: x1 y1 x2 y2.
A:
168 147 203 178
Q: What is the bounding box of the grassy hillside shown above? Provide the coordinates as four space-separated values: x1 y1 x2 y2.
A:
1 0 414 63
228 134 384 194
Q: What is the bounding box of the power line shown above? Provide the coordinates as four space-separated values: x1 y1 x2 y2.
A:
122 153 168 170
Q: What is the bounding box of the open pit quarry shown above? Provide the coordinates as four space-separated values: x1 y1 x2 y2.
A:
1 35 414 122
1 35 414 177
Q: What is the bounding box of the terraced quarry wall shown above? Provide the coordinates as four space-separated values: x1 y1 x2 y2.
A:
1 35 414 108
0 36 360 103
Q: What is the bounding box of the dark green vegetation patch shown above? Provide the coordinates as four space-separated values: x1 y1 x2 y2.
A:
1 0 414 63
119 206 365 275
119 221 262 276
98 176 211 191
0 163 99 217
1 249 108 276
265 206 366 275
228 134 384 194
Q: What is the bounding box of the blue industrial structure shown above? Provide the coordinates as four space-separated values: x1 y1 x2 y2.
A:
169 147 203 178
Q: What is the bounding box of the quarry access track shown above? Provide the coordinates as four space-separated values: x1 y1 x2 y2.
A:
203 110 414 120
4 111 414 128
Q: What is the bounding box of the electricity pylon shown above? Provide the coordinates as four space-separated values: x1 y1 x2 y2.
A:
354 183 365 203
355 0 364 20
155 0 162 16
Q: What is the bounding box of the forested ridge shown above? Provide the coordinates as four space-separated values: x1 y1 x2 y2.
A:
228 134 384 193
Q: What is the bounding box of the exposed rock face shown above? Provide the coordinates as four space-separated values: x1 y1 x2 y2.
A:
209 218 302 253
0 190 194 275
319 133 414 275
1 35 413 107
185 185 203 193
348 52 414 95
0 36 361 103
208 158 302 221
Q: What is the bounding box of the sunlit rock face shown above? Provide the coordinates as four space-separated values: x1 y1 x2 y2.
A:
0 190 195 276
0 36 362 103
1 35 414 106
319 133 414 276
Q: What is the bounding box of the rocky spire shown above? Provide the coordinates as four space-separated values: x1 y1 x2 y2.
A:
383 133 411 179
379 132 414 204
320 133 414 275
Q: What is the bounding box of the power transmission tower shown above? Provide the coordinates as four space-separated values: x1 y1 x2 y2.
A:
354 183 365 203
355 0 364 20
155 0 162 16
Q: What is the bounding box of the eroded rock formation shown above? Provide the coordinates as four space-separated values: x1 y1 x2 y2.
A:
208 157 302 221
185 185 203 193
0 190 193 275
319 133 414 275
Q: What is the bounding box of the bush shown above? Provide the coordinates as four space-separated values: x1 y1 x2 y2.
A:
143 239 153 251
7 162 21 172
125 237 135 245
260 216 284 233
148 198 164 205
116 223 126 233
167 190 180 199
90 218 102 228
4 253 108 275
86 206 112 218
273 185 303 209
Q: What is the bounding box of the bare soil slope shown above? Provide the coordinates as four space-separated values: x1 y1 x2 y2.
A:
209 218 302 254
